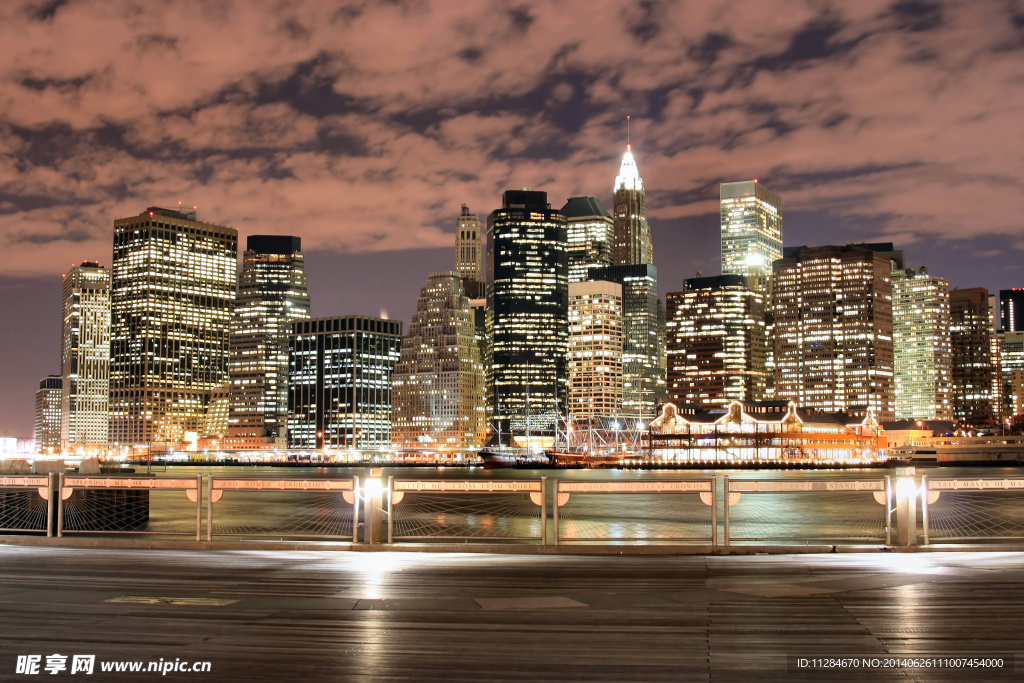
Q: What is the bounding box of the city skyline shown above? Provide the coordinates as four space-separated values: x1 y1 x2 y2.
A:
3 1 1024 436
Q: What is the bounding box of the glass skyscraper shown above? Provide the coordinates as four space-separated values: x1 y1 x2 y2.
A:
562 196 613 284
34 375 62 452
950 287 1000 427
109 206 238 450
720 181 783 293
288 316 402 450
486 190 568 436
226 235 311 450
60 261 110 451
892 267 952 420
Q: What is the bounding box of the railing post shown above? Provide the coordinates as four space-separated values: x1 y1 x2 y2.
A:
921 474 929 546
206 475 214 542
885 475 893 546
56 473 64 538
46 472 57 537
895 467 917 547
552 479 559 547
540 476 547 546
195 474 202 541
723 475 730 547
711 476 718 548
353 476 361 544
386 475 394 544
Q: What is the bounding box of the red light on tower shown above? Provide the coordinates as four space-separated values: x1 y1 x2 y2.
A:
149 211 154 217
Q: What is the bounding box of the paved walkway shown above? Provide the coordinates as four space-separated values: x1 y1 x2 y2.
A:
0 545 1021 681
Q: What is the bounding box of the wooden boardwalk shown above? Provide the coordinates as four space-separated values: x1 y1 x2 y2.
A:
0 546 1021 681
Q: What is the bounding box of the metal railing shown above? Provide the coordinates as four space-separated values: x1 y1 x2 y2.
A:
922 475 1024 544
208 476 359 542
0 474 55 536
724 476 892 545
387 477 547 543
57 474 202 540
553 479 716 545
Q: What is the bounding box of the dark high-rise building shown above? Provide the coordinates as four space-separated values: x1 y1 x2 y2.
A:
773 244 897 420
35 375 62 452
287 316 402 449
591 264 666 421
612 146 653 267
109 206 238 450
1000 289 1024 332
562 196 613 283
951 287 1000 427
486 190 568 436
226 236 311 450
666 275 767 406
60 262 110 451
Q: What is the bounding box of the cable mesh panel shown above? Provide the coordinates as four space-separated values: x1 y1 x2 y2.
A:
557 493 712 543
391 492 542 541
728 491 887 543
927 490 1024 541
211 490 354 539
62 489 196 535
0 489 48 532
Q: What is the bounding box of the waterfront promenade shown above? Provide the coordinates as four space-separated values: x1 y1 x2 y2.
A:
0 545 1021 681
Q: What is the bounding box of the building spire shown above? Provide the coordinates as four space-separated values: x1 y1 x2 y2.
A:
627 115 631 152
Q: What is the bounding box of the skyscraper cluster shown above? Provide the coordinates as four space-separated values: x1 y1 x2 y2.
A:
29 141 1021 454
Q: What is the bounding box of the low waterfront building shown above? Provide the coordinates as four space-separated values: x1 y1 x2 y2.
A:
647 400 886 464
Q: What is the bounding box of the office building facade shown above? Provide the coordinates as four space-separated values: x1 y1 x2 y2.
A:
950 287 1000 427
666 275 767 406
226 236 311 450
288 316 402 449
391 273 486 449
1000 289 1024 332
60 262 110 451
35 375 63 452
567 280 623 421
486 190 568 434
109 206 237 449
773 244 896 420
892 267 952 420
1000 331 1024 419
720 181 783 294
562 196 614 283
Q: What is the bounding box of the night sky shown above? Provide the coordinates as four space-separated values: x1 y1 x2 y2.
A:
2 0 1023 437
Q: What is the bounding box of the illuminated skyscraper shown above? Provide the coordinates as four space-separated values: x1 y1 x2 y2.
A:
567 280 623 420
720 181 783 293
109 206 238 449
590 264 666 420
1000 289 1024 332
666 275 766 406
773 244 896 420
455 204 484 294
487 190 568 435
950 287 1000 427
613 147 653 267
35 375 62 452
392 272 486 448
226 236 311 450
60 262 110 451
562 196 613 283
288 316 402 449
1000 331 1024 419
892 267 952 420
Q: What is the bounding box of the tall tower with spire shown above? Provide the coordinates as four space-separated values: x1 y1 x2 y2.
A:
613 136 654 266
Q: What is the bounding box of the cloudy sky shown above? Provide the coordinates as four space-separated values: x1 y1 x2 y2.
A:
1 0 1023 436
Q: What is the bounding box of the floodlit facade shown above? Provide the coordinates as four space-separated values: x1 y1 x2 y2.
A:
666 275 767 406
773 244 897 421
288 316 402 449
591 265 666 421
391 273 486 449
562 196 614 283
720 181 783 295
109 206 238 450
226 236 311 450
950 287 1000 427
486 190 568 435
613 147 654 267
892 267 952 420
60 262 110 451
567 280 623 420
34 375 62 452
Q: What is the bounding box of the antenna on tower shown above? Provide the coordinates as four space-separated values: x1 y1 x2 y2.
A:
627 115 631 152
